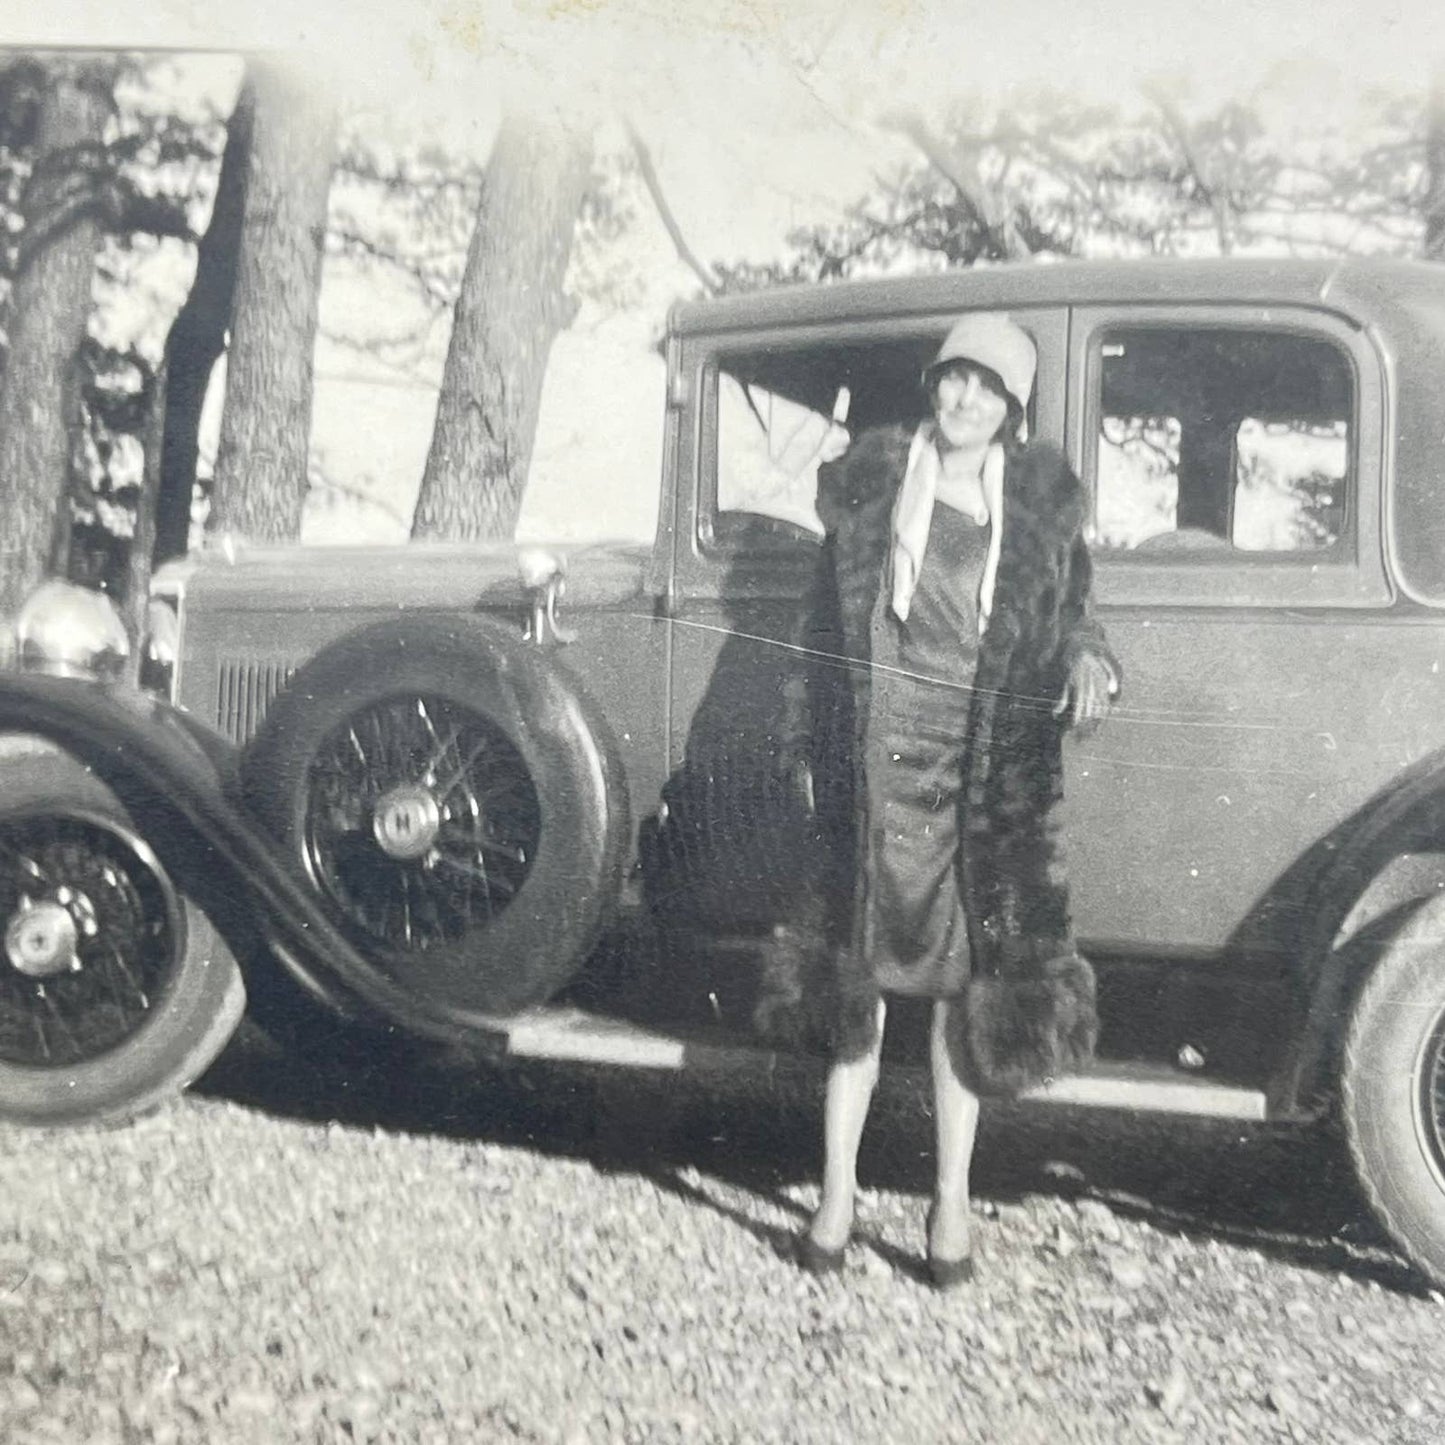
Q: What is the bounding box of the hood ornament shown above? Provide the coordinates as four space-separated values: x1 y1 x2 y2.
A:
517 548 577 646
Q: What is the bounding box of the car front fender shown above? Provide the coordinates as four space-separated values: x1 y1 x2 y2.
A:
0 672 483 1043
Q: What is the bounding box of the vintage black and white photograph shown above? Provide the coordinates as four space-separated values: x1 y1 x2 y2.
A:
3 1 1445 1440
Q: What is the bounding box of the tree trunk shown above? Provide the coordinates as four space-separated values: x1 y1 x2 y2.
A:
153 78 254 565
124 360 166 673
208 59 335 544
0 58 112 620
412 113 592 541
1425 66 1445 261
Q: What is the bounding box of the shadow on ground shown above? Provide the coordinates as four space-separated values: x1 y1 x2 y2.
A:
195 1015 1422 1297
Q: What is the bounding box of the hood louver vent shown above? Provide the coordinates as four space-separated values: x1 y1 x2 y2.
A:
215 659 295 743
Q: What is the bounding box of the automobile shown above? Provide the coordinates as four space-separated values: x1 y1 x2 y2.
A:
5 256 1445 1288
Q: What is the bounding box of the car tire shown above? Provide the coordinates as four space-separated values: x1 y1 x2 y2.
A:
240 616 630 1030
1341 894 1445 1288
0 742 247 1127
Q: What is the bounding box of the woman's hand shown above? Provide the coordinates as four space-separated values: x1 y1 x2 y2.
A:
817 422 852 465
1054 650 1118 737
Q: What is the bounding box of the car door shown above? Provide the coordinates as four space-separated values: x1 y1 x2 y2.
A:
1060 303 1442 966
659 310 1068 939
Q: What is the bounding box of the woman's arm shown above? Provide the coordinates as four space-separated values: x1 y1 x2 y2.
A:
1054 532 1121 735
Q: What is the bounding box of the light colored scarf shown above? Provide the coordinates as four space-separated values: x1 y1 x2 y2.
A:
890 423 1006 634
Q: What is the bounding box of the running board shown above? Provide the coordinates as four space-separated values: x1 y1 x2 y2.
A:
496 1008 1269 1121
1022 1061 1267 1120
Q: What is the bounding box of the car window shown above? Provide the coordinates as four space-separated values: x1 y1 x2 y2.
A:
1092 327 1352 556
716 373 834 538
706 328 1041 552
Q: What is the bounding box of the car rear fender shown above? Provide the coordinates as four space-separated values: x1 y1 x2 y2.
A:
1272 745 1445 1115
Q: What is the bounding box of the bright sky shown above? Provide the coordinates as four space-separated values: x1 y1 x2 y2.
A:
11 0 1445 544
20 5 1445 258
22 0 1445 104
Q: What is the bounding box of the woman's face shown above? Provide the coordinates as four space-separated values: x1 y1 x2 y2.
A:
932 364 1010 451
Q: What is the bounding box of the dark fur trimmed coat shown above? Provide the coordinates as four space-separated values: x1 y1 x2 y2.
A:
754 427 1119 1096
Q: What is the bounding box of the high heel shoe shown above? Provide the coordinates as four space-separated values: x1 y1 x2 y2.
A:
794 1231 848 1276
925 1205 974 1290
926 1252 975 1290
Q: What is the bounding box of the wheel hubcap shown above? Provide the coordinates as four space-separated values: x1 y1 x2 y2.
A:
372 785 443 860
303 694 541 957
5 895 88 978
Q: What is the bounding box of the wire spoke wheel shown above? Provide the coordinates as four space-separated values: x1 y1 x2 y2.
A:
241 618 628 1027
0 816 179 1069
302 694 542 956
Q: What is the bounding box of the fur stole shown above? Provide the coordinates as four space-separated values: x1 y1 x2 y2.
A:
756 428 1116 1096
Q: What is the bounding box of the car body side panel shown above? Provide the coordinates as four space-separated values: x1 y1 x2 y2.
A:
1065 612 1445 958
1318 270 1445 605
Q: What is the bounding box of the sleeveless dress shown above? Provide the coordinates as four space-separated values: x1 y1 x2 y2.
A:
858 499 991 997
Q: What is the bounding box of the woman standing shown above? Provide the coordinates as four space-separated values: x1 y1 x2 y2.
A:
758 313 1118 1287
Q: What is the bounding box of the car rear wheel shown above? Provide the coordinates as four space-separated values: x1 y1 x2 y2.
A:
240 618 629 1035
0 746 245 1126
1341 895 1445 1288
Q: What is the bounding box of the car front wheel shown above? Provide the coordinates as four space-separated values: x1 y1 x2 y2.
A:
1341 895 1445 1288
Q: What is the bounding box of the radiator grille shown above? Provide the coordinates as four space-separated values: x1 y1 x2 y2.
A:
215 660 295 742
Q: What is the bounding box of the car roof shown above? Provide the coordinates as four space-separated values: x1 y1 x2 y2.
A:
667 256 1445 336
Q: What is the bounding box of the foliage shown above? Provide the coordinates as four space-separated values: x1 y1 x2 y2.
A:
68 338 157 593
709 89 1436 293
327 128 481 356
0 53 238 603
0 54 223 301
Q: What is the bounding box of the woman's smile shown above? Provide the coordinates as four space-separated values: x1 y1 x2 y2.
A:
933 369 1009 449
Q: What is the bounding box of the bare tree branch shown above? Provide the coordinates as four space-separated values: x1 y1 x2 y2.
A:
334 142 483 200
625 121 718 294
878 107 1031 259
997 125 1103 214
115 188 193 242
326 222 457 309
1145 86 1234 254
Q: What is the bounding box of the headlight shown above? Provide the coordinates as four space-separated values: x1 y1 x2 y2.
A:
15 579 131 681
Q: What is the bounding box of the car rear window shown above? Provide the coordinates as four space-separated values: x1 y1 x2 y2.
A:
1092 327 1353 557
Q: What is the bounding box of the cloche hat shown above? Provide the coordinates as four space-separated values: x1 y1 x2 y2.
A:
923 313 1036 414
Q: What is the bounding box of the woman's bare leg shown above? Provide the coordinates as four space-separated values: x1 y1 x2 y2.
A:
808 998 887 1251
928 997 980 1261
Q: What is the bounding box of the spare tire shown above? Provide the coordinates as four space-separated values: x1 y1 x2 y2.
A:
240 616 630 1030
0 740 246 1126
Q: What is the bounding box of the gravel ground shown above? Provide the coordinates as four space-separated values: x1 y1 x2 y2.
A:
2 1032 1444 1445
